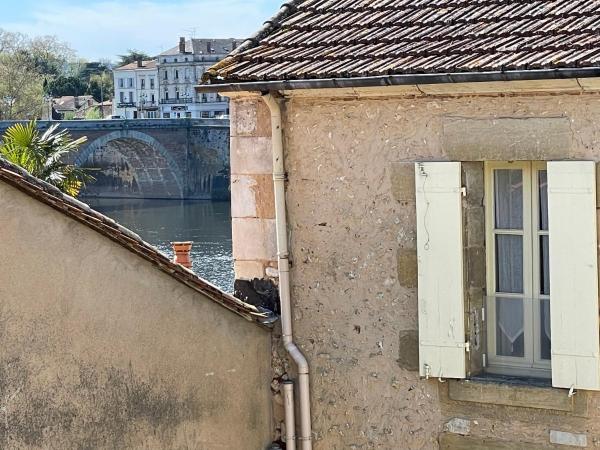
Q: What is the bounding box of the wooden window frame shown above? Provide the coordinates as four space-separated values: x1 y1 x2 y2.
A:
484 161 551 378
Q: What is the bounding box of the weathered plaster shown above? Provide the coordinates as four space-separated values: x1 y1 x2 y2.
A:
0 182 272 449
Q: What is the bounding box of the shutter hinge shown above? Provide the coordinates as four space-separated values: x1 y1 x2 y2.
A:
461 186 467 197
464 342 470 353
482 307 486 322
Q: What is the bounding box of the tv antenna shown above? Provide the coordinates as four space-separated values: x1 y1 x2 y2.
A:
184 27 198 39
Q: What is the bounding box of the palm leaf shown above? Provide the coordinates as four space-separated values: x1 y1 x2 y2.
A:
0 120 94 196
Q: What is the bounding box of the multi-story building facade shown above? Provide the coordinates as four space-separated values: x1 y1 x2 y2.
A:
113 60 159 119
157 38 242 119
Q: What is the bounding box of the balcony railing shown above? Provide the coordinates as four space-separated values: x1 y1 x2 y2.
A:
160 98 193 104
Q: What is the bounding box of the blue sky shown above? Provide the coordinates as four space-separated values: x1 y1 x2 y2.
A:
1 0 283 61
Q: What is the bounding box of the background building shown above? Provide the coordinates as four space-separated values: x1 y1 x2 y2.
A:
157 38 242 119
113 60 158 119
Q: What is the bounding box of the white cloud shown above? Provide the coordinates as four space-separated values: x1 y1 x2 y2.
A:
3 0 275 60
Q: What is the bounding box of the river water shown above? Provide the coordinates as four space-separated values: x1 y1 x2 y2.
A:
85 198 234 292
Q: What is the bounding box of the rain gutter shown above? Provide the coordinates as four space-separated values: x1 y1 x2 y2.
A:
196 67 600 93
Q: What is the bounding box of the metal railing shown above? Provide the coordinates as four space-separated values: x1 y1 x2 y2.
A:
160 98 194 104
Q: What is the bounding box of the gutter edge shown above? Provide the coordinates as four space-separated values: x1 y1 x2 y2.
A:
196 67 600 93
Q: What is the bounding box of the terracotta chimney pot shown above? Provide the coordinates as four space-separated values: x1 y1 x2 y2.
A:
172 241 193 269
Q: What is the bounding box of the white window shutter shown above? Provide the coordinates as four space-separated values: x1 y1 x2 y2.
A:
415 162 466 379
548 161 600 391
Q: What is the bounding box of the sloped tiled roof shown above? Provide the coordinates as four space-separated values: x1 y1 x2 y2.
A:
206 0 600 83
0 157 276 328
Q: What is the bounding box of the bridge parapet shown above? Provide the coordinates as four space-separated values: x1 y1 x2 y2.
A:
0 118 229 135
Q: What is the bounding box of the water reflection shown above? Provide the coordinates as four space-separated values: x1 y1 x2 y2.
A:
85 198 234 292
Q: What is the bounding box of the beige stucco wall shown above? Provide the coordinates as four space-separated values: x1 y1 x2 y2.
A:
230 86 600 449
0 181 272 450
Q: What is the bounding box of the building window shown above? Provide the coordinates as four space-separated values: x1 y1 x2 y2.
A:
150 78 155 89
174 58 178 63
185 112 192 118
165 91 169 100
119 92 125 103
163 113 170 118
185 57 188 62
128 78 134 88
485 162 550 378
201 112 210 118
129 92 134 103
118 78 124 88
175 70 179 79
141 79 145 89
164 71 168 80
151 94 155 103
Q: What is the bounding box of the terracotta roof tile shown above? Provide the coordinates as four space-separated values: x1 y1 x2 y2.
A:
0 157 276 328
206 0 600 82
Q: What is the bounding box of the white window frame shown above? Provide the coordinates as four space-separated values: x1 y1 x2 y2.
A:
485 161 551 378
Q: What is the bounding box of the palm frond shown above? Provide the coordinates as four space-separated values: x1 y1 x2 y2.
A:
0 120 94 197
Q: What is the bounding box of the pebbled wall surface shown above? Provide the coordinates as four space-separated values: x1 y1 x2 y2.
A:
229 83 600 449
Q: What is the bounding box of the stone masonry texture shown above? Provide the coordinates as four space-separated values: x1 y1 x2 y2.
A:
230 88 600 449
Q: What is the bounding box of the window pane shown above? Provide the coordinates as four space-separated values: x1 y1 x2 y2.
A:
494 169 523 229
540 299 551 360
539 170 548 231
540 235 550 296
496 297 525 357
496 235 523 293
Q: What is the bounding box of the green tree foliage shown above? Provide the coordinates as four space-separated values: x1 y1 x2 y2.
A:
117 50 151 67
84 106 102 120
0 51 45 120
0 121 93 196
46 76 87 97
0 29 74 120
87 72 113 103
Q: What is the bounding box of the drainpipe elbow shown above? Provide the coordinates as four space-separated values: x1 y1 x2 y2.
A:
285 341 309 375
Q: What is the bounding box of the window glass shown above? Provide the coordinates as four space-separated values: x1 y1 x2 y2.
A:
539 170 548 231
540 299 551 360
496 297 525 357
494 169 523 229
495 235 523 294
540 235 550 296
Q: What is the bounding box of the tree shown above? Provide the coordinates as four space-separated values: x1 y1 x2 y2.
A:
0 29 75 120
87 72 113 103
117 50 151 67
84 106 102 120
46 75 88 97
0 121 93 196
0 52 45 120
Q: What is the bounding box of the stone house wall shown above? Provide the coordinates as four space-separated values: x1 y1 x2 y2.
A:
0 181 273 449
229 82 600 449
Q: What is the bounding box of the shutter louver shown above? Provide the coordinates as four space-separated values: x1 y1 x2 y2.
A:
548 161 600 391
415 162 466 379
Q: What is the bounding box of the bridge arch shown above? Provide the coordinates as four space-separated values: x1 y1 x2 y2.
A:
75 130 184 199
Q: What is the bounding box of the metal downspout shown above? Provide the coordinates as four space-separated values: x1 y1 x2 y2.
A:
263 93 312 450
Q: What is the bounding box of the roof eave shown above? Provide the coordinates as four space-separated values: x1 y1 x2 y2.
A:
196 67 600 93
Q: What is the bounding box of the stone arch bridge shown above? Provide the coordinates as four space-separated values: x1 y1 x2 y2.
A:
0 119 230 200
